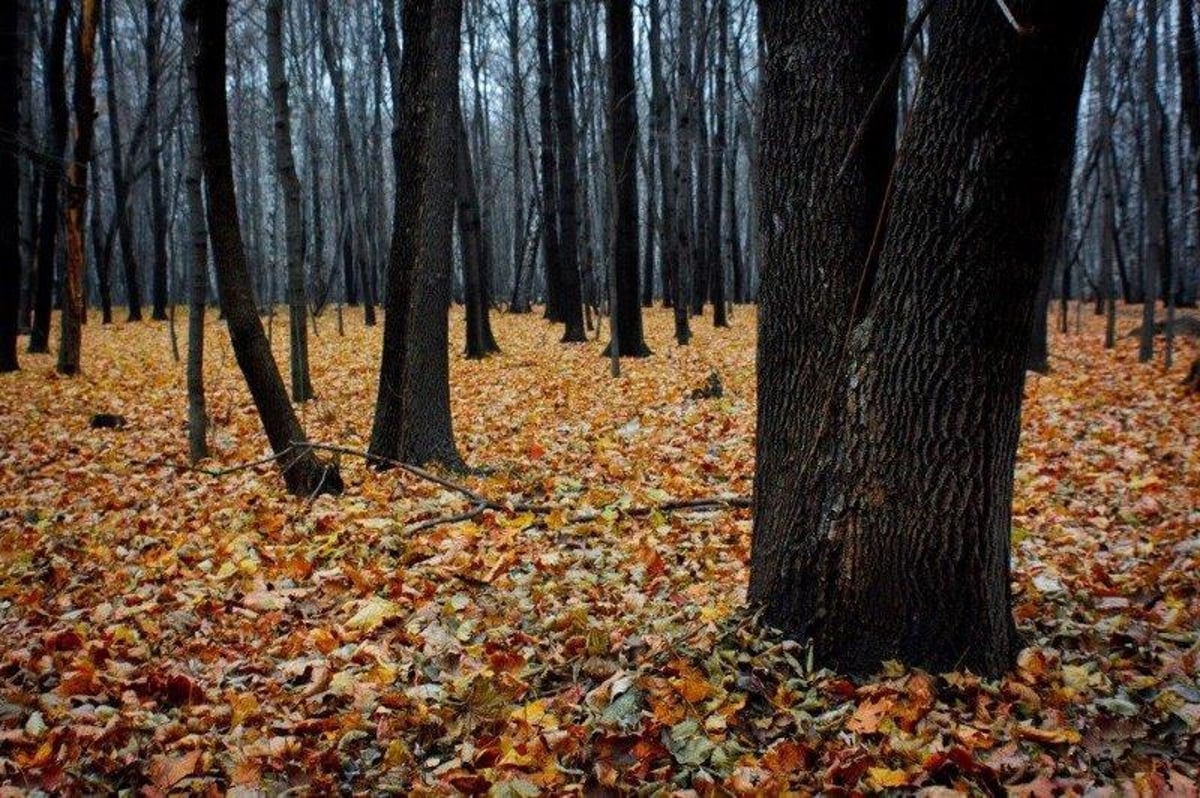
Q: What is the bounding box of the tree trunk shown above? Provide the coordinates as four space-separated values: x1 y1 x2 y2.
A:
750 0 1101 677
507 0 529 313
710 0 729 328
267 0 313 402
603 0 649 357
535 0 562 321
458 112 500 359
182 5 208 463
550 0 586 342
317 0 375 326
146 0 169 321
187 0 341 497
57 0 100 375
673 0 697 345
648 0 677 312
1140 0 1165 363
368 0 464 469
0 0 22 371
1098 22 1119 349
28 0 70 355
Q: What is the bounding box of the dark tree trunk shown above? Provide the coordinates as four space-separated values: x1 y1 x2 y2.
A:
457 113 501 359
507 0 529 313
1179 0 1200 307
57 0 101 375
187 0 341 497
146 0 169 321
100 0 143 322
369 0 464 468
603 0 649 357
0 0 22 371
710 0 729 327
1140 0 1165 363
535 0 562 321
648 0 677 311
28 0 70 355
550 0 586 342
317 0 375 326
673 0 697 344
182 5 208 463
267 0 313 402
751 0 1101 677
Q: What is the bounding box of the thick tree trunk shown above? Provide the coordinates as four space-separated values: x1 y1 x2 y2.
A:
0 0 22 371
57 0 100 375
751 0 1101 677
368 0 464 469
267 0 313 402
550 0 586 342
603 0 649 357
182 6 208 463
458 113 500 359
187 0 341 497
28 0 70 355
146 0 169 321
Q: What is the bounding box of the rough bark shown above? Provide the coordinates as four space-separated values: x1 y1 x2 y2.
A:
751 0 1102 677
187 0 341 497
0 0 22 371
182 5 208 463
267 0 313 402
603 0 649 357
57 0 101 375
28 0 70 355
368 0 464 469
550 0 586 342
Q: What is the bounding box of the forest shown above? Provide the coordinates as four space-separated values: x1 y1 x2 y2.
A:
0 0 1198 793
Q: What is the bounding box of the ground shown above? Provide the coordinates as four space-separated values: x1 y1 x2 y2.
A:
0 306 1197 795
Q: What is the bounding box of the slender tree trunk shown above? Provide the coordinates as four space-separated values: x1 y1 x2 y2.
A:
1141 0 1165 363
187 0 341 497
507 0 529 313
648 0 677 312
28 0 70 355
267 0 313 401
16 0 36 335
711 0 729 327
550 0 586 341
603 0 649 357
458 113 500 358
369 0 464 468
181 5 208 463
146 0 169 320
0 0 22 371
1098 24 1119 349
57 0 101 375
673 0 697 345
535 0 562 320
751 0 1101 677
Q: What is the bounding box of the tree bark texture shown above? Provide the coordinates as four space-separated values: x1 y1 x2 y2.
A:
550 0 586 342
0 0 22 371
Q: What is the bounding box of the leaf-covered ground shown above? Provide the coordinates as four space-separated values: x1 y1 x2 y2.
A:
1 307 1198 795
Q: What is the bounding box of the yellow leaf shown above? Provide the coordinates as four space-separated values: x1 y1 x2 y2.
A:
346 595 403 632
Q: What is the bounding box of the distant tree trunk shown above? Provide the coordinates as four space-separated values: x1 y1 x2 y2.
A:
694 44 711 318
181 6 208 463
369 0 464 468
317 0 375 326
146 0 169 321
550 0 586 342
1141 0 1166 363
648 0 677 311
57 0 100 375
28 0 70 355
710 0 729 328
458 112 501 358
603 0 649 357
187 0 341 497
100 0 143 322
673 0 696 345
0 0 22 371
535 0 562 320
751 0 1101 677
267 0 313 402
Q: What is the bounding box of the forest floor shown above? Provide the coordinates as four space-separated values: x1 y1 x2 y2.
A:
0 305 1198 795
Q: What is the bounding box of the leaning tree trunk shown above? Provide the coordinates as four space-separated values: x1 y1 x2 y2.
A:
181 5 208 463
750 0 1102 677
266 0 313 402
603 0 650 357
0 0 22 371
550 0 586 342
28 0 70 355
368 0 464 469
57 0 101 375
535 0 562 321
186 0 341 497
457 111 501 359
